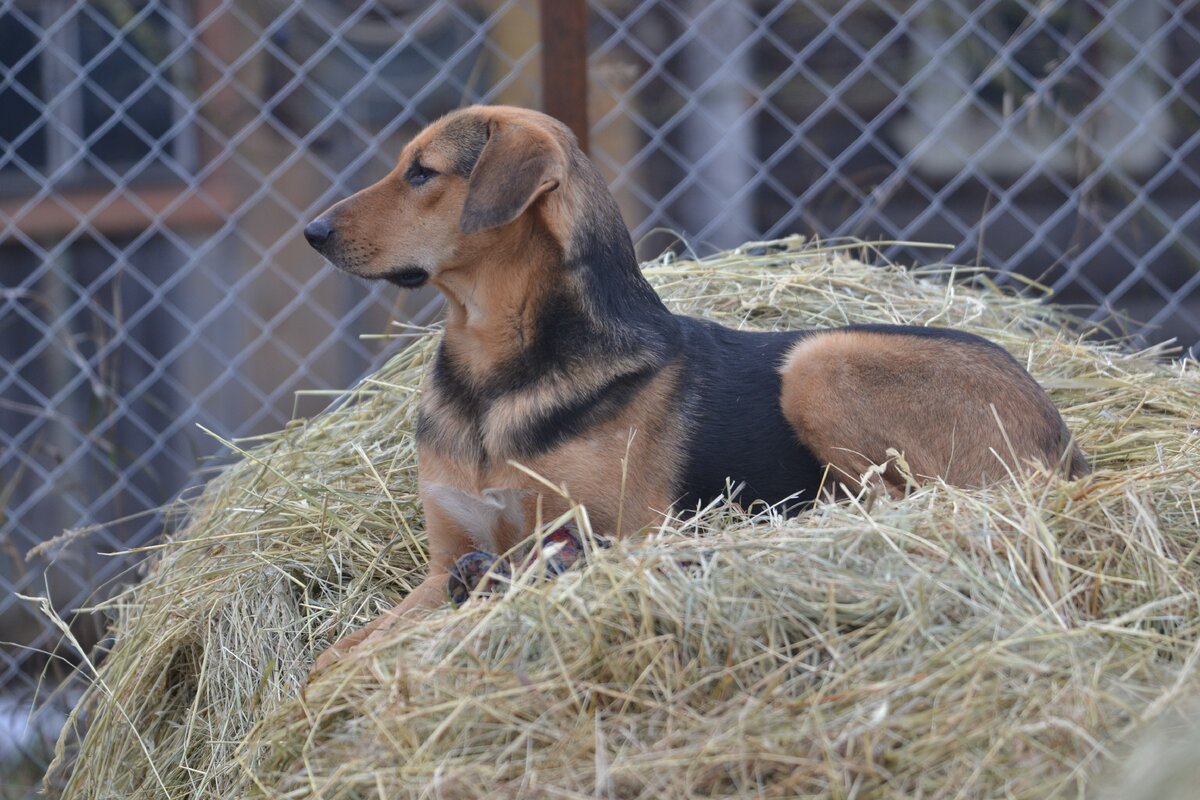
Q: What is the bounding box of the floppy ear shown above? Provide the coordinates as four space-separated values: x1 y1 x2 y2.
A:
460 121 561 235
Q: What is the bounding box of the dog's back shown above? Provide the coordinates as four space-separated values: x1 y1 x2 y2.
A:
669 318 1087 510
672 318 819 511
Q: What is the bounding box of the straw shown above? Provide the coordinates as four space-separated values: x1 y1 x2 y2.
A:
46 237 1200 798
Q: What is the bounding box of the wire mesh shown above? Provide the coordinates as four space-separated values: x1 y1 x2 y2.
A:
2 0 1198 783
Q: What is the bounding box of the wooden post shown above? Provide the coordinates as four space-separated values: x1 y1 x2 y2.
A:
539 0 590 154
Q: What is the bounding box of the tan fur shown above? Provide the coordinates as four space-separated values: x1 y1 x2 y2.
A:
418 362 684 549
528 364 685 536
779 330 1084 494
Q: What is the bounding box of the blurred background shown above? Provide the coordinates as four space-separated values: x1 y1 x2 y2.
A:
2 0 1199 792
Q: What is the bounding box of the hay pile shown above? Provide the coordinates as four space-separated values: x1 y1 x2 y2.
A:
48 238 1200 798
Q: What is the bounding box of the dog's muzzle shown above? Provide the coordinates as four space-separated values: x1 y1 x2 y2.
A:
304 216 429 288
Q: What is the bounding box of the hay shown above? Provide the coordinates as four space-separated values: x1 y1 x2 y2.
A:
46 237 1200 798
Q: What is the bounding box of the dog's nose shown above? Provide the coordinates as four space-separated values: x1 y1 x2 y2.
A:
304 217 334 251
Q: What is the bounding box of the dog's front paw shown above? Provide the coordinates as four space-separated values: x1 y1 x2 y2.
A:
309 609 402 679
447 551 511 607
309 629 366 678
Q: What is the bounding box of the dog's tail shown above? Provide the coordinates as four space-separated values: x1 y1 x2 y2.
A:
1058 420 1091 478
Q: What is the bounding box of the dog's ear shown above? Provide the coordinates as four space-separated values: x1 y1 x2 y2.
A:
460 121 561 235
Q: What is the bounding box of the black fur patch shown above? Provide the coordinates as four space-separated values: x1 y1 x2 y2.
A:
673 318 822 514
429 345 485 419
509 362 663 457
439 116 488 178
564 150 674 344
488 289 611 395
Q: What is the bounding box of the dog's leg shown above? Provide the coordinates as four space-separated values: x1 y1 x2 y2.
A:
309 500 474 677
309 573 450 675
778 330 1079 487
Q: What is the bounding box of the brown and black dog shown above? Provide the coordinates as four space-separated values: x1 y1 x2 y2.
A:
304 105 1087 669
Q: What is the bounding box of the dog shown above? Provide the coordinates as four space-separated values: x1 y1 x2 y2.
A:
303 105 1088 670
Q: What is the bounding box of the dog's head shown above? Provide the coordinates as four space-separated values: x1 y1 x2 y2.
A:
304 105 587 288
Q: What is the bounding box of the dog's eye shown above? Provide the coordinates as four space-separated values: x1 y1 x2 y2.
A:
407 162 438 187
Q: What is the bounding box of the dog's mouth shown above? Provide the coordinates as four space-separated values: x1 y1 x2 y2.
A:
384 266 430 289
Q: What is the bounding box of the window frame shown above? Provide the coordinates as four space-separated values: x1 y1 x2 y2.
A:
0 0 199 194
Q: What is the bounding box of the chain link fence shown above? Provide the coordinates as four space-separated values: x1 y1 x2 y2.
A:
2 0 1199 787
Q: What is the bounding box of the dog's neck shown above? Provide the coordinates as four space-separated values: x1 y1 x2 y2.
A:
432 224 555 376
432 215 677 387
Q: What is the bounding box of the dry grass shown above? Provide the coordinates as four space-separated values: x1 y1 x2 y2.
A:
46 238 1200 798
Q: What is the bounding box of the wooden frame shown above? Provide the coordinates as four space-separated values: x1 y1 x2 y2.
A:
4 0 239 240
539 0 590 155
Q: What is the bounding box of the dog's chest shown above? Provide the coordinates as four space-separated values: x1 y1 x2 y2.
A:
418 375 559 463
